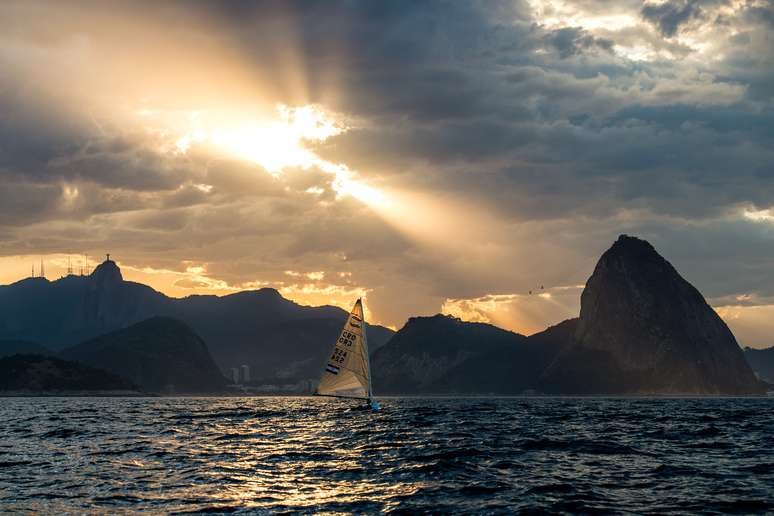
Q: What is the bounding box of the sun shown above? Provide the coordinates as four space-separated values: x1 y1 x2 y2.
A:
161 104 387 207
206 104 342 175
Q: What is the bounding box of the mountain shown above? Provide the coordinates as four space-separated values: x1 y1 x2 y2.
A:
371 316 576 395
541 235 764 394
60 317 227 394
0 340 51 358
2 236 763 395
0 354 137 393
744 347 774 384
372 236 764 395
372 314 566 394
371 314 525 393
168 289 394 386
0 259 394 387
431 320 571 394
0 264 167 348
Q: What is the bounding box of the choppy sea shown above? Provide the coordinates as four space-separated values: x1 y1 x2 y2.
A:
1 397 773 514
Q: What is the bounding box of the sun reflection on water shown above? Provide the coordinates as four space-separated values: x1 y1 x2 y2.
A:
4 397 772 513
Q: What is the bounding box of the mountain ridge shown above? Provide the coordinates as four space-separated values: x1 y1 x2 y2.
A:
547 235 763 394
1 235 766 395
0 265 394 387
743 346 774 384
372 314 530 394
373 235 765 395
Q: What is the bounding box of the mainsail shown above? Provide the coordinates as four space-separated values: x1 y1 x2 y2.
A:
316 299 372 400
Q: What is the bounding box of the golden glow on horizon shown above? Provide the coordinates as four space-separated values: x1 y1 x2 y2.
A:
0 254 380 323
441 287 580 336
121 261 376 319
714 304 774 347
0 253 772 341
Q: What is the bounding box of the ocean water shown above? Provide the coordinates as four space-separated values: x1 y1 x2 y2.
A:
1 397 773 514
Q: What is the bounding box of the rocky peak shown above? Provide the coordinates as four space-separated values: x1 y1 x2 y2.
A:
404 314 463 329
607 234 660 260
90 257 123 287
254 287 283 298
571 234 762 394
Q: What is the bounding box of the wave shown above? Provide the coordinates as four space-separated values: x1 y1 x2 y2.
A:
2 397 773 514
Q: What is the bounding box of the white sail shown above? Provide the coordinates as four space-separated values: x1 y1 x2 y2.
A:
316 299 372 399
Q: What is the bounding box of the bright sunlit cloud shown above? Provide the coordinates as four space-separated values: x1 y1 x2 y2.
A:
743 208 774 222
156 104 387 207
205 104 343 174
528 0 750 62
529 0 637 32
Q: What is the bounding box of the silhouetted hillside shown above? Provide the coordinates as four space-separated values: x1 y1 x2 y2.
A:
0 354 137 393
542 235 764 394
744 346 774 384
61 317 226 394
372 314 534 394
0 340 51 358
432 324 570 395
0 260 393 387
168 290 394 386
372 316 577 395
373 236 764 395
528 318 578 350
1 237 763 395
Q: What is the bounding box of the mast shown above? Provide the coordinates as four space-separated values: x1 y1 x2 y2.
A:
360 298 380 410
361 299 373 400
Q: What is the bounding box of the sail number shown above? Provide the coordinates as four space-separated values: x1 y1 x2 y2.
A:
331 348 348 364
338 331 357 348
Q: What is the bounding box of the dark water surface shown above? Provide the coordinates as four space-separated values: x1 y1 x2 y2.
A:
1 397 773 514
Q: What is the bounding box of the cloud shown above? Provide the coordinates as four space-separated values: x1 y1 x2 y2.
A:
641 0 704 37
0 0 772 341
442 287 582 335
543 27 615 58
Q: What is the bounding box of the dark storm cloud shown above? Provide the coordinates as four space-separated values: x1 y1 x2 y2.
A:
47 137 197 192
0 181 62 226
0 81 87 173
717 4 774 103
746 5 774 28
199 0 538 121
543 27 614 58
641 0 704 37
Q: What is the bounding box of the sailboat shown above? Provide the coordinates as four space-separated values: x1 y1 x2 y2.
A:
315 298 381 411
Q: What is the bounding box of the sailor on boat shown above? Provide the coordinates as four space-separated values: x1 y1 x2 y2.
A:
315 298 381 411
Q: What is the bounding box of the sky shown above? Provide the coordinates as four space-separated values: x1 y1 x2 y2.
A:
0 0 773 345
